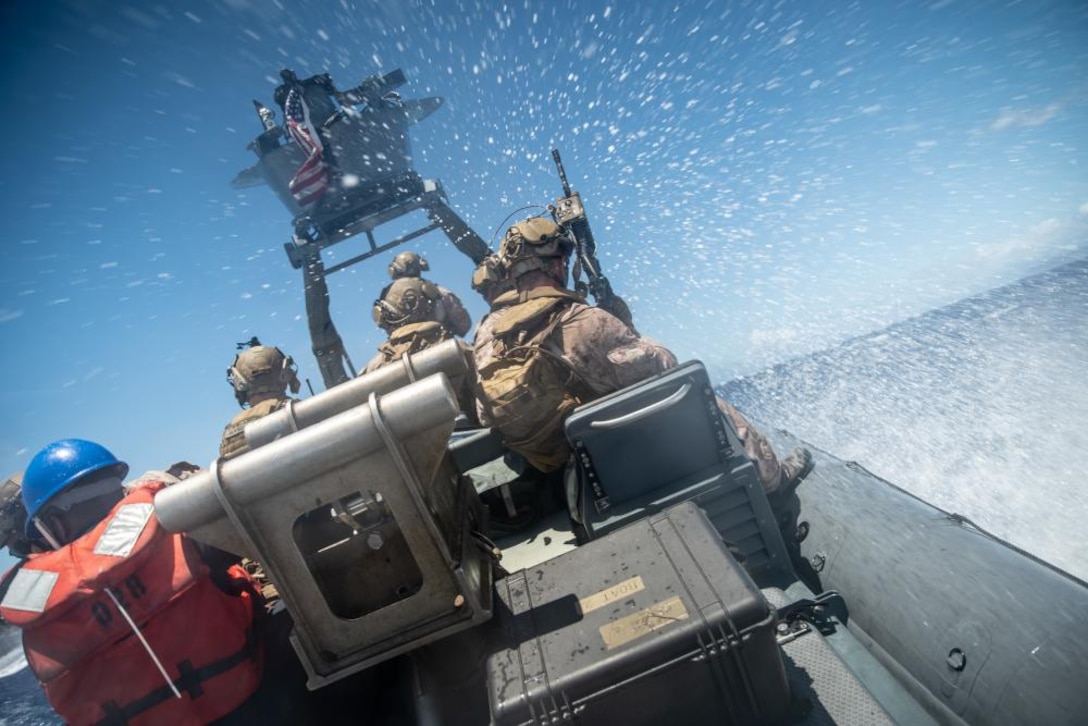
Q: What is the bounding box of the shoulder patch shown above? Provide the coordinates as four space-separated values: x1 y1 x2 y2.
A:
1 568 59 613
94 502 155 558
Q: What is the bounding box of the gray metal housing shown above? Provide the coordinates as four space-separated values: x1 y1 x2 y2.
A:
154 374 492 689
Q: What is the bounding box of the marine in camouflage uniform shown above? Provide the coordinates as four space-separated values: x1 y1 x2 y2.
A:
386 251 472 337
364 277 458 375
220 344 301 460
218 345 297 609
474 216 812 496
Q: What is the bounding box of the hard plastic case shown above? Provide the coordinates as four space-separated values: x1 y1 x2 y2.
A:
486 501 792 725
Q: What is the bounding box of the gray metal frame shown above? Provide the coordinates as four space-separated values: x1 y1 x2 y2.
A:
154 374 492 689
233 69 492 389
243 338 475 451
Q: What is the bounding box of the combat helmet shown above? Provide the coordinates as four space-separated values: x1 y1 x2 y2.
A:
372 277 442 331
227 344 301 407
499 217 574 282
388 251 430 279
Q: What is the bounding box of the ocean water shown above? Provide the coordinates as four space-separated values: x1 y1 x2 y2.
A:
722 256 1088 583
0 626 52 726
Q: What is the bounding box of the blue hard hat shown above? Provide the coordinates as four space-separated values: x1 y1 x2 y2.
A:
22 439 129 535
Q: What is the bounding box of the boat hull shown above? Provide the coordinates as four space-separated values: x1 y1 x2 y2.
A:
769 430 1088 726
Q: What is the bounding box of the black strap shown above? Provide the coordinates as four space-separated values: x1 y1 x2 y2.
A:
94 625 259 726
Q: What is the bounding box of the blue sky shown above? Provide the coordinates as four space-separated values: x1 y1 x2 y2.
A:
1 0 1085 502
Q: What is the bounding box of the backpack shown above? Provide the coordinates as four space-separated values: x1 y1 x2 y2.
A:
219 397 289 459
376 321 453 368
477 295 590 472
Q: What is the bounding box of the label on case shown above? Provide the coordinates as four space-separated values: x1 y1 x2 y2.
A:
599 595 689 650
579 576 645 615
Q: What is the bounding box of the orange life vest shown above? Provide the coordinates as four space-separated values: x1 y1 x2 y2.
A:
0 481 263 726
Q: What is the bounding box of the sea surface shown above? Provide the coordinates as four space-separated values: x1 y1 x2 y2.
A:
0 625 52 725
3 258 1086 719
721 256 1088 584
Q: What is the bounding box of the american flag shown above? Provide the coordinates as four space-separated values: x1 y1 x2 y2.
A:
283 88 330 206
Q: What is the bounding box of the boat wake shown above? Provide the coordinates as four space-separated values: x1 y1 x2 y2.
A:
0 627 26 679
721 257 1088 581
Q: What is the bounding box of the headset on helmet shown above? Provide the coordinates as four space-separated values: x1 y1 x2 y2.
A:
388 251 430 280
499 216 574 282
471 253 507 291
227 345 301 407
472 253 513 301
21 439 129 541
372 277 442 330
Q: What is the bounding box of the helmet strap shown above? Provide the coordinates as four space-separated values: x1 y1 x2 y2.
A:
32 515 62 551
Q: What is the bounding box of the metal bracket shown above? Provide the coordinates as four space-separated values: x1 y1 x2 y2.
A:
776 590 845 638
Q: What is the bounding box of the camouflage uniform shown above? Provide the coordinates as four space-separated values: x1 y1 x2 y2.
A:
434 285 472 337
715 399 798 497
476 292 676 400
219 397 293 459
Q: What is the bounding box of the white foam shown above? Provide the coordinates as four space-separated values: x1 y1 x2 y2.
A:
722 261 1088 581
0 626 27 679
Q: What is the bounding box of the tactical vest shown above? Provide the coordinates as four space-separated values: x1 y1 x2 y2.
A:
374 321 453 371
219 397 290 459
476 290 590 472
0 482 263 726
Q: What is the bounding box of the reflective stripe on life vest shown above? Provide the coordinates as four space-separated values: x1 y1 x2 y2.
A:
1 568 58 613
